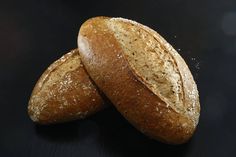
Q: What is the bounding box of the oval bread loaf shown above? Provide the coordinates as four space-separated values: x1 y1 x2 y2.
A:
78 17 200 144
28 49 105 124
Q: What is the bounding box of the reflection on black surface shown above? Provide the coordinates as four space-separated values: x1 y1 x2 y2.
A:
35 121 81 142
35 108 192 157
94 109 191 157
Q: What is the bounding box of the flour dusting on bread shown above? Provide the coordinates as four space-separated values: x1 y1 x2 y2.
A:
107 19 184 112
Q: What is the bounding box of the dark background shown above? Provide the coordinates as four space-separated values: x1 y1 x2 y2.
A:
0 0 236 156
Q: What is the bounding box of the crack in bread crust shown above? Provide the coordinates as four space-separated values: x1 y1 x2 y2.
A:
107 18 186 114
78 16 200 144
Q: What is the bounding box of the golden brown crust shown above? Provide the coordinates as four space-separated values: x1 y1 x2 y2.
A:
78 17 200 144
28 49 105 124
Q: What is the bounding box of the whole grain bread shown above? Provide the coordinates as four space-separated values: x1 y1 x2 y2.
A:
78 17 200 144
28 49 105 124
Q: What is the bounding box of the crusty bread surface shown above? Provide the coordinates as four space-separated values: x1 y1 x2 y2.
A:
28 49 105 124
78 17 200 144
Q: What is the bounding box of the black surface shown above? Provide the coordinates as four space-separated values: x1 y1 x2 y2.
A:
1 0 236 157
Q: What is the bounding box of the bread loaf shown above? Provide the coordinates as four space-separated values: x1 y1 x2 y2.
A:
78 17 200 144
28 49 105 124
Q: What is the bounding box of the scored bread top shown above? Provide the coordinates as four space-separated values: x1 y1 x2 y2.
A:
107 18 200 127
28 49 105 124
78 17 200 144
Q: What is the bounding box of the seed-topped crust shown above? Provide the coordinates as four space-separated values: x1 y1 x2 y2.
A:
107 18 200 127
78 17 200 144
28 49 105 124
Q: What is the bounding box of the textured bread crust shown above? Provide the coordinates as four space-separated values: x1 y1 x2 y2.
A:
28 49 105 124
78 17 200 144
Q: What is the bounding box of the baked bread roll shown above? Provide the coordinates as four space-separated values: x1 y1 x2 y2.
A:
78 17 200 144
28 49 105 124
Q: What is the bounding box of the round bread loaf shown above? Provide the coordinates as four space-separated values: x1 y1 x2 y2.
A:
28 49 105 124
78 17 200 144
